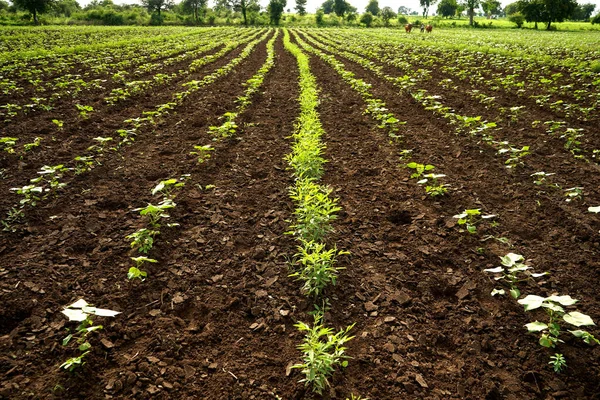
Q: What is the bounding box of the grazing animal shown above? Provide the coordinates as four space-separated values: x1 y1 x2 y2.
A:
420 23 425 32
425 24 433 33
404 24 413 33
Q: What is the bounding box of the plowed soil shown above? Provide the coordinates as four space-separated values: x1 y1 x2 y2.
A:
1 29 600 400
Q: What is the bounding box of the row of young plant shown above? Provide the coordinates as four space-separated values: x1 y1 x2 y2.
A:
2 32 271 232
314 29 600 159
57 30 280 375
282 29 362 399
304 30 595 204
298 30 600 374
0 29 247 123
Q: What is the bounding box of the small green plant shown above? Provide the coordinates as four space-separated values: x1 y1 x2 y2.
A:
133 200 176 228
519 294 598 352
152 177 188 199
126 228 159 254
398 149 413 160
453 209 496 233
52 119 64 130
484 253 547 298
60 299 120 372
406 162 434 179
498 144 530 169
75 104 94 119
292 313 355 394
10 184 45 206
34 164 69 192
23 137 42 152
190 144 214 163
74 156 95 175
417 173 449 197
128 256 157 280
1 207 25 232
549 353 567 373
287 179 341 242
289 240 349 297
564 187 583 202
209 112 238 138
531 172 559 188
1 137 18 154
88 137 114 153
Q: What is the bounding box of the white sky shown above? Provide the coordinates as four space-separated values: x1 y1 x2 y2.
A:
81 0 600 15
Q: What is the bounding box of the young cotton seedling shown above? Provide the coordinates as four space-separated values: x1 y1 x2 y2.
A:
417 173 449 197
519 294 598 355
292 313 355 394
1 137 18 154
74 156 95 175
406 162 435 179
126 228 160 254
190 145 214 164
152 177 186 200
128 256 157 280
10 184 45 207
484 253 547 298
133 199 176 228
35 164 69 191
75 104 93 119
453 208 496 233
60 299 120 372
289 240 349 297
88 137 114 154
498 144 530 169
564 187 583 202
531 172 559 189
23 137 42 152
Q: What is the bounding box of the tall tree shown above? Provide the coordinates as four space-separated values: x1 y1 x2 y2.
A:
462 0 480 25
365 0 379 15
333 0 347 16
420 0 438 17
571 3 595 20
380 6 396 24
295 0 306 15
13 0 54 24
504 1 519 15
142 0 173 16
267 0 285 24
233 0 260 25
321 0 333 13
52 0 80 16
540 0 577 29
182 0 207 22
437 0 458 17
481 0 500 16
397 5 410 14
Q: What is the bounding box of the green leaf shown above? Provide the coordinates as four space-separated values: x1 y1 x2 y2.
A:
539 334 555 348
518 295 545 311
62 334 73 346
500 253 523 267
563 311 595 327
546 295 578 306
510 288 520 299
341 360 349 368
467 225 477 234
525 321 548 332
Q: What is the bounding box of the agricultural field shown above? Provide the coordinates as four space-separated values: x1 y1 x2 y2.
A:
1 25 600 399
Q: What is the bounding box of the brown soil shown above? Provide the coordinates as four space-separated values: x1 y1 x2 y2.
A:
1 30 600 400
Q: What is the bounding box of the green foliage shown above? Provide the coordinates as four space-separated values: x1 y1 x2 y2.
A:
293 313 354 394
365 0 379 15
267 0 285 24
508 12 525 27
360 11 373 26
289 240 348 296
133 199 176 228
190 144 214 163
549 353 567 372
128 256 157 280
453 208 496 233
126 228 159 254
484 253 547 298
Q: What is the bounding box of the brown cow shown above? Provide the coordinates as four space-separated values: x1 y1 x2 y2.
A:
425 24 433 33
404 24 413 33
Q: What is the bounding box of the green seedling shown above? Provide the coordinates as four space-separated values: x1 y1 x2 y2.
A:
133 199 176 228
36 164 69 191
287 179 341 242
190 145 214 163
417 173 449 197
126 228 159 254
406 162 435 179
484 253 547 298
152 177 186 199
453 209 496 233
292 313 355 394
531 172 559 188
75 104 93 119
289 240 349 297
128 256 157 280
23 137 42 152
10 184 45 206
398 149 413 160
60 299 120 372
498 144 530 169
88 137 114 153
1 137 18 154
74 156 95 175
519 294 598 353
549 353 567 373
209 112 238 138
564 187 583 202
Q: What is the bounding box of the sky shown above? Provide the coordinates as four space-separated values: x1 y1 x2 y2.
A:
80 0 600 15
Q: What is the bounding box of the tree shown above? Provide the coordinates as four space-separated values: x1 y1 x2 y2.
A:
0 0 8 10
540 0 577 29
181 0 207 22
571 3 595 20
420 0 439 17
481 0 500 16
380 6 395 24
321 0 333 13
333 0 347 16
52 0 80 16
267 0 285 24
233 0 260 25
141 0 173 16
508 11 525 26
360 10 373 25
504 1 519 15
398 5 410 14
13 0 54 23
295 0 306 15
437 0 458 17
315 8 324 23
462 0 480 25
592 12 600 24
365 0 379 16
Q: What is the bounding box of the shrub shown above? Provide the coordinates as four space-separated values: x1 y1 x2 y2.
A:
398 15 408 24
508 13 524 28
360 11 373 27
